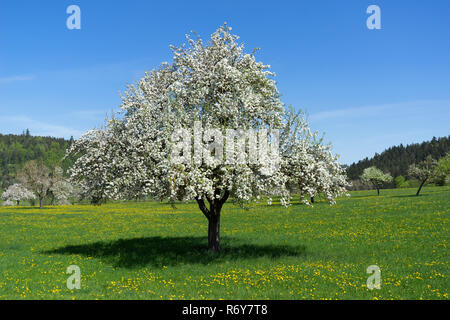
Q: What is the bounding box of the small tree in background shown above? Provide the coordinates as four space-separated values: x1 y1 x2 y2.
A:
65 129 114 205
407 156 438 196
1 183 35 206
394 175 409 188
360 166 393 195
17 160 51 209
435 152 450 186
47 167 74 205
49 168 74 205
2 200 15 206
281 108 349 204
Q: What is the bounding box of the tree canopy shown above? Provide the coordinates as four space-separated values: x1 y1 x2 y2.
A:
360 166 393 195
1 183 35 205
68 24 348 251
407 155 439 196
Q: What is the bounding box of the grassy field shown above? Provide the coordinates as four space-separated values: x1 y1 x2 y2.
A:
0 186 448 300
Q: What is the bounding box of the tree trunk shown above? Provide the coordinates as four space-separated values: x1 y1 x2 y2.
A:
208 209 221 252
16 200 19 206
377 188 380 196
416 179 427 196
196 189 229 252
311 196 315 204
39 197 43 209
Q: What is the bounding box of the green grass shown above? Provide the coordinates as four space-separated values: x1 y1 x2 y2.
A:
0 186 448 299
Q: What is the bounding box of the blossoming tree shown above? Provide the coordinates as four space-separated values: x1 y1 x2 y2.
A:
48 167 75 205
360 166 393 195
17 160 51 209
68 24 348 251
1 183 35 206
281 108 349 204
407 155 438 196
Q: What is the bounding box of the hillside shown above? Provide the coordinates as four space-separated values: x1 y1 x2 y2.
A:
346 135 450 180
0 130 74 188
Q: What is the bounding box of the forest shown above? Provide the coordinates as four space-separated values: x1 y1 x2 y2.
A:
0 130 74 189
346 136 450 180
1 131 449 191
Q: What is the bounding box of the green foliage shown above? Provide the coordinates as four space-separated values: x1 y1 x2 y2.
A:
0 186 448 299
394 175 409 188
435 152 450 186
0 131 75 188
360 167 393 193
347 136 450 180
407 156 438 181
407 156 439 196
405 179 420 188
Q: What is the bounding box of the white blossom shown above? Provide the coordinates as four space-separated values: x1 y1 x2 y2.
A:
67 24 349 250
2 200 15 206
361 166 393 195
1 183 35 206
281 108 350 205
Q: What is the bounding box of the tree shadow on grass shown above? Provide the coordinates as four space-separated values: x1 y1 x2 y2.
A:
391 194 428 198
1 206 53 210
43 236 306 269
347 194 380 199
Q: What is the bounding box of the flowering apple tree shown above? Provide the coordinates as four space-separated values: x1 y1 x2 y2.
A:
361 166 393 195
68 24 348 251
280 108 349 205
1 183 35 206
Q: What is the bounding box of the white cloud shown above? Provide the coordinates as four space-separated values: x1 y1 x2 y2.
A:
0 116 83 138
70 110 107 119
310 100 450 121
70 109 120 120
0 75 36 84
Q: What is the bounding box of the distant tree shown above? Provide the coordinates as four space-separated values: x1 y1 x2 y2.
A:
2 200 14 206
407 156 438 196
281 108 349 205
17 160 51 208
394 175 409 188
1 183 35 205
434 152 450 186
47 167 65 205
360 166 393 195
65 130 112 205
49 167 74 205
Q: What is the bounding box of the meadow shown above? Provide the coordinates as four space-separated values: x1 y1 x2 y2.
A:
0 186 448 300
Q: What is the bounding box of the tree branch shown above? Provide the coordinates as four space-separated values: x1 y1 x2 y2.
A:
196 198 211 220
220 190 230 206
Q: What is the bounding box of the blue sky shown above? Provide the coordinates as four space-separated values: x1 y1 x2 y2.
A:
0 0 449 164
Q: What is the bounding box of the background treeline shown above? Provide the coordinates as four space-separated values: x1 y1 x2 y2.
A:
346 135 450 182
0 130 75 189
1 130 449 193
